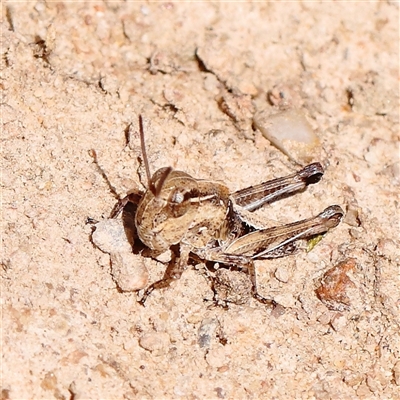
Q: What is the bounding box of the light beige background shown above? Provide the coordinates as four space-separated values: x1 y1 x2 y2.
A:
2 2 399 399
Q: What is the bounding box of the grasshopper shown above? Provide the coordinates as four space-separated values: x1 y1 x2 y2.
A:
111 116 344 307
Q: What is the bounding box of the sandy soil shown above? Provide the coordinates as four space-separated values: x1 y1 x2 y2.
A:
2 2 399 399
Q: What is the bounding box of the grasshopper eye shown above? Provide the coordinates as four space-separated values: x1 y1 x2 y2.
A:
171 191 185 204
167 189 193 218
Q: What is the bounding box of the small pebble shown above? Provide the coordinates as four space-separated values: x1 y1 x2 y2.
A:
343 205 361 227
254 109 321 165
92 219 132 254
99 75 120 94
393 361 400 386
315 258 358 311
139 332 170 354
274 266 291 283
205 347 226 369
330 313 347 331
198 318 219 349
110 253 148 292
92 219 149 292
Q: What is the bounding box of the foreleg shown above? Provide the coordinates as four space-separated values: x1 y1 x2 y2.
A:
139 244 191 305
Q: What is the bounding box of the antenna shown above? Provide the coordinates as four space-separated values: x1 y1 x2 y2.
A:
138 115 172 197
139 115 152 189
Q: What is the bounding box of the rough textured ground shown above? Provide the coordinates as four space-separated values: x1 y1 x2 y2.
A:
1 2 399 399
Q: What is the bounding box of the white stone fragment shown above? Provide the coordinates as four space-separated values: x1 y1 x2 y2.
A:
254 109 322 165
92 219 149 292
92 219 132 254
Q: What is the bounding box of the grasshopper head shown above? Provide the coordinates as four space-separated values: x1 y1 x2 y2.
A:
135 167 230 252
135 168 203 251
